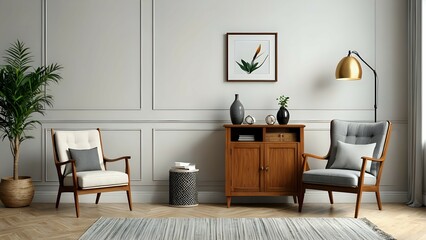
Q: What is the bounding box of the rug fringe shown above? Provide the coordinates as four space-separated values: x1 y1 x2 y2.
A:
360 218 396 240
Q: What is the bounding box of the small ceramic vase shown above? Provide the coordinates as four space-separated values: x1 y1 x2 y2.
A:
276 106 290 125
230 94 244 124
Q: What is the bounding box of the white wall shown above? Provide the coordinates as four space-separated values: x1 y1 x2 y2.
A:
0 0 408 204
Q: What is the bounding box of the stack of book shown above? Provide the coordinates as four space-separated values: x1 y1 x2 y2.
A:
238 134 255 141
173 162 196 170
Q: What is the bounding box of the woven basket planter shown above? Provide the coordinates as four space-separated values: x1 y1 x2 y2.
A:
0 176 34 207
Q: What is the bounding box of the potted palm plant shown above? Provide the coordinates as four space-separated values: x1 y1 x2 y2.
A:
0 40 62 207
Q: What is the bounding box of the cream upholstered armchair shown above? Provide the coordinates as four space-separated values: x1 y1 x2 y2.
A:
51 128 132 217
298 120 392 218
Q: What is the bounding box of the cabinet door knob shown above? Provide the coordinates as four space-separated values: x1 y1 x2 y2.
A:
260 166 264 171
265 166 269 171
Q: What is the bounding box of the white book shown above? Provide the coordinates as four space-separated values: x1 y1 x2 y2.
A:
173 162 196 170
184 164 196 170
172 164 197 171
238 134 255 141
174 162 190 167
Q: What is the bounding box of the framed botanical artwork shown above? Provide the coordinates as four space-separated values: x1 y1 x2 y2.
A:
226 32 277 82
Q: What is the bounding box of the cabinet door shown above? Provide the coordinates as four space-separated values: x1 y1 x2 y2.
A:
230 143 262 192
264 143 298 193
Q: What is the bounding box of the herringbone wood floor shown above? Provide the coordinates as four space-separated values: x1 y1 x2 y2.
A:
0 202 425 239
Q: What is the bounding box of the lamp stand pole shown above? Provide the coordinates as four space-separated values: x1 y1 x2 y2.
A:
350 51 378 122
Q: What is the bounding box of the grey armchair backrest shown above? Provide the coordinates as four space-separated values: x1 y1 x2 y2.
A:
326 119 390 176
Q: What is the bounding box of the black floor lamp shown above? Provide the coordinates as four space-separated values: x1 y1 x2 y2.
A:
335 50 378 122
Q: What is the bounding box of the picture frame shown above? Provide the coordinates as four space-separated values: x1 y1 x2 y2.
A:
226 32 277 82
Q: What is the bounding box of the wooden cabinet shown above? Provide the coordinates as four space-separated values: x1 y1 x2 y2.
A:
224 124 305 207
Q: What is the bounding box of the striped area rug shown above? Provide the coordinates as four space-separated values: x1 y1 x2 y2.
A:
80 217 394 240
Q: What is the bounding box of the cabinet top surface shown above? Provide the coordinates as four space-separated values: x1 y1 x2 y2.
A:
223 124 305 128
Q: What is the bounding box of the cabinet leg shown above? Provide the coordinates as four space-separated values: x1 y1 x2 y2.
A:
226 197 231 208
292 195 297 204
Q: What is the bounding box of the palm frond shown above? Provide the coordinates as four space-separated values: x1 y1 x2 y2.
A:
3 40 33 69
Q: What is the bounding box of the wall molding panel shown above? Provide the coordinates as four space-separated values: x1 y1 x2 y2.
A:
45 0 142 111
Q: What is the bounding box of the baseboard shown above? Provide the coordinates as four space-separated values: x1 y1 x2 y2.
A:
33 190 408 204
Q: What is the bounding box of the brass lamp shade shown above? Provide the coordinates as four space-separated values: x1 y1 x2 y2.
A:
335 56 362 80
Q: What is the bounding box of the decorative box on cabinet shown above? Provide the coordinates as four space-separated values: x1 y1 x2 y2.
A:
223 124 305 207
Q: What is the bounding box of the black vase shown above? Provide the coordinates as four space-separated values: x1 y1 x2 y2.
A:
230 94 244 124
277 106 290 125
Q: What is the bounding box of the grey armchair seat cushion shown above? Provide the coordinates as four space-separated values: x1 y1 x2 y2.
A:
303 169 376 187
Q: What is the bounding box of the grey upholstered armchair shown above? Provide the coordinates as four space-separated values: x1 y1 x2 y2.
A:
298 119 392 218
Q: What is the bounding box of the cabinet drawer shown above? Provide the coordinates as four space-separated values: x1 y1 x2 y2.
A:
265 132 297 142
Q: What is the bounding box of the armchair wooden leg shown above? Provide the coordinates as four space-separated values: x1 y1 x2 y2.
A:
126 190 133 211
95 193 101 204
73 192 80 218
354 191 363 218
375 191 383 210
298 188 305 212
328 191 334 204
55 189 62 208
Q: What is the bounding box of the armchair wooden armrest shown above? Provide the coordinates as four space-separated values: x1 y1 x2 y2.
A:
362 156 384 163
54 159 78 184
301 153 328 171
302 153 328 160
103 156 131 173
55 159 76 179
359 156 385 186
104 156 131 162
55 159 76 167
359 156 384 174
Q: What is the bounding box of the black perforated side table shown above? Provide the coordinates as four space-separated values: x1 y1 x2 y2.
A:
169 168 199 207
